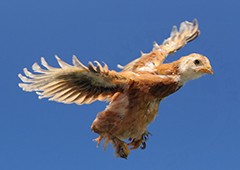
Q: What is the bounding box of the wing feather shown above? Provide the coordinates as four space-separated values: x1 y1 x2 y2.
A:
120 19 199 72
161 19 199 53
19 56 130 105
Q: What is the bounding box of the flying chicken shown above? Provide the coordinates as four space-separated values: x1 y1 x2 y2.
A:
19 19 213 159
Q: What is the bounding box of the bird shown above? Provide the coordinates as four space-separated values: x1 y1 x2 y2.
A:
18 19 213 159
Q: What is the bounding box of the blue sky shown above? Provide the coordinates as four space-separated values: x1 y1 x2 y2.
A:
1 0 240 169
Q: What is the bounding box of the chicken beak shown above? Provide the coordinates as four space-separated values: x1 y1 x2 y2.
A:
199 65 214 74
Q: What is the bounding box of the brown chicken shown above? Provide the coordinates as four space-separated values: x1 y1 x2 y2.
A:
18 19 213 159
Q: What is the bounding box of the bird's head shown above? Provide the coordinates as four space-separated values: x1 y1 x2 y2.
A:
178 53 213 84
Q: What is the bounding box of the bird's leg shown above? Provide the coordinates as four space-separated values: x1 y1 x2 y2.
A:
93 135 103 147
128 138 142 150
111 136 130 159
128 131 152 150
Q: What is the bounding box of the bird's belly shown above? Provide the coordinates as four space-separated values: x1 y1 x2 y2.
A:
91 93 159 140
112 101 159 140
111 116 149 140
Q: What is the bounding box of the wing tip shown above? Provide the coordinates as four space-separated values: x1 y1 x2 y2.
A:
159 18 200 54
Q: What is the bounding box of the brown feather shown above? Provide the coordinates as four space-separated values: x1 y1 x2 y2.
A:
18 57 130 105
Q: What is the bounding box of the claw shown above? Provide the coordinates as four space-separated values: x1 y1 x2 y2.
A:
112 137 130 159
140 142 146 150
128 131 152 150
118 146 128 159
142 131 152 141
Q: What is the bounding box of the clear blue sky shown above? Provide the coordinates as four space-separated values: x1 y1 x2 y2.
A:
1 0 240 169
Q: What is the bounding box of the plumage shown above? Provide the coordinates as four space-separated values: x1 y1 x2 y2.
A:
18 19 213 159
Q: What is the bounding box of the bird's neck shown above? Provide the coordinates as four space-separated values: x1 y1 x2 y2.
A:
156 61 201 85
155 61 179 76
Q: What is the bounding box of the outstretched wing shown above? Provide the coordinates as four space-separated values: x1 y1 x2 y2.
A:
119 19 199 72
18 56 130 105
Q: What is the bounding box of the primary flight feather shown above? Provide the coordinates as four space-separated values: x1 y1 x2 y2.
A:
18 19 213 159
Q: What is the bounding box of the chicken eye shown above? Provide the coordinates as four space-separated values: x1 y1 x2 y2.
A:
194 59 200 65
